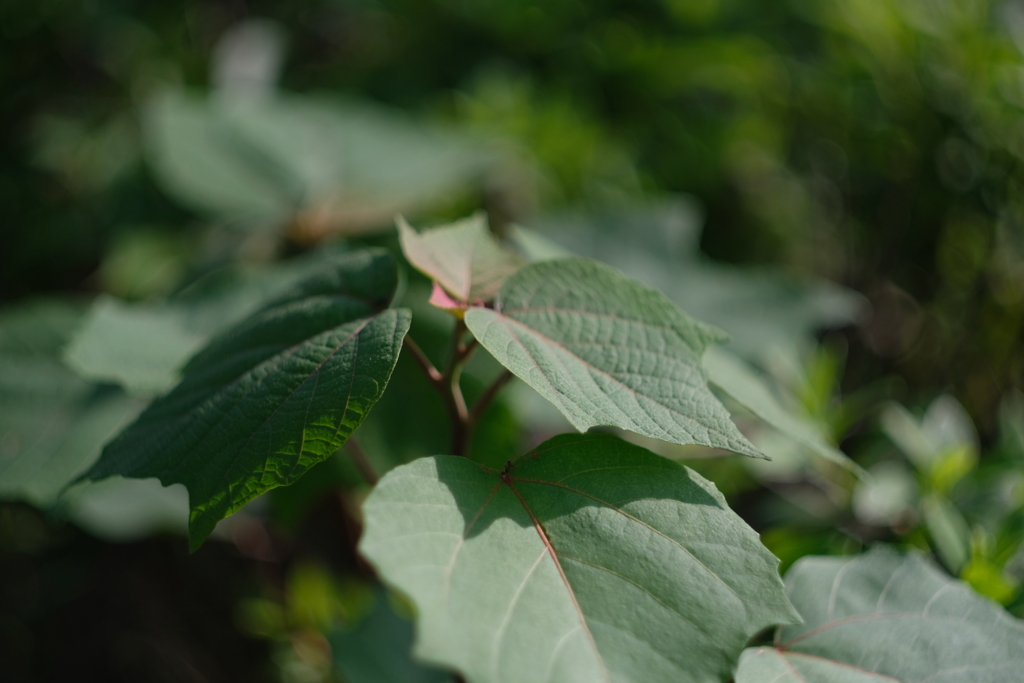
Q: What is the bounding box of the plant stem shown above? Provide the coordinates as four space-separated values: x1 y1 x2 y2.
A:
402 336 443 385
467 368 515 436
344 438 379 486
403 320 506 458
442 320 474 456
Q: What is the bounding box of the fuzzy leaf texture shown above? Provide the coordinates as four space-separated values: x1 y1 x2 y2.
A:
735 546 1024 682
464 258 762 457
360 433 798 683
398 213 526 305
82 249 411 550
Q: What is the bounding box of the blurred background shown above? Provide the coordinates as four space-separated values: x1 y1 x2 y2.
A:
3 0 1024 681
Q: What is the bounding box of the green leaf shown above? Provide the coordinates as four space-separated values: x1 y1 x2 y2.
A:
921 493 970 573
63 296 209 394
703 346 864 475
519 203 864 362
81 250 411 550
145 89 496 232
735 546 1024 683
360 433 798 683
330 588 454 683
0 301 138 507
398 213 526 304
464 258 762 456
64 246 378 395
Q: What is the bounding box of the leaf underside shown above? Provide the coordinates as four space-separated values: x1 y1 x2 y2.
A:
360 433 797 683
398 213 526 304
464 258 763 457
735 546 1024 682
82 250 411 550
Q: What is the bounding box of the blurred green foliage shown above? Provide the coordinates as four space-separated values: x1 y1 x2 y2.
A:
4 0 1024 680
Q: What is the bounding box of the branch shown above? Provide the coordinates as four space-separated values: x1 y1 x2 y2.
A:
469 369 515 426
344 438 379 486
403 335 443 386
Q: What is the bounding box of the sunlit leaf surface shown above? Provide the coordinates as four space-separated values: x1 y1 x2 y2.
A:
361 433 797 683
465 258 762 456
735 547 1024 682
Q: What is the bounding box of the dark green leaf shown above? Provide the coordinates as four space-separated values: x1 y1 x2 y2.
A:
735 546 1024 682
82 250 411 550
464 258 762 456
360 433 798 683
64 246 375 394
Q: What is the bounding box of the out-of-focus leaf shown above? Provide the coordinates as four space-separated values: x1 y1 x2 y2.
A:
735 547 1024 682
927 443 977 496
882 395 979 473
921 395 978 453
922 492 971 573
881 402 938 469
360 434 798 683
522 198 705 266
852 461 917 526
398 213 525 304
81 250 411 550
704 346 863 474
0 301 137 507
520 202 865 362
64 296 208 394
144 89 499 234
63 478 190 541
963 555 1019 605
330 588 454 683
465 258 763 457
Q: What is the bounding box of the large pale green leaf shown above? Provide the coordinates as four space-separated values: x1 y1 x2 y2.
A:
0 301 138 507
735 546 1024 682
464 258 762 457
63 296 209 394
703 346 863 475
81 250 411 550
398 214 525 304
145 89 496 233
360 433 798 683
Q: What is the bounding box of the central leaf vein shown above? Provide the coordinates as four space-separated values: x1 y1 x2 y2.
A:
502 478 610 683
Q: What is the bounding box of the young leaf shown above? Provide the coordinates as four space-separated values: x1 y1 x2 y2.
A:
398 213 526 305
464 257 763 457
735 546 1024 682
81 250 411 550
360 433 798 683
